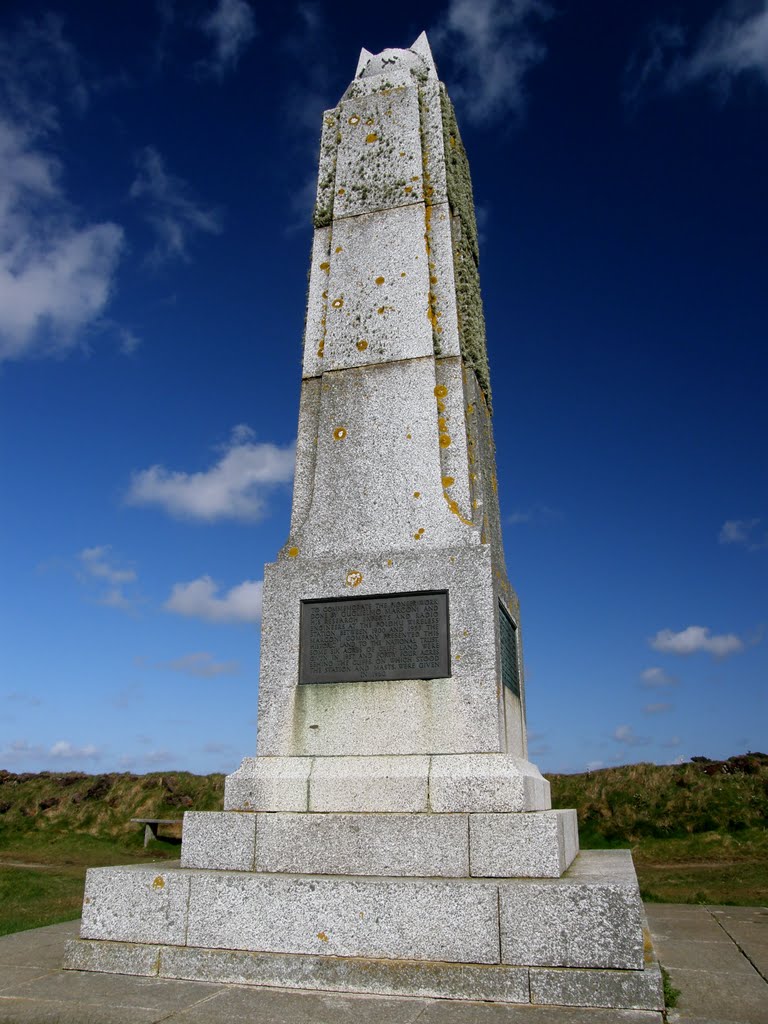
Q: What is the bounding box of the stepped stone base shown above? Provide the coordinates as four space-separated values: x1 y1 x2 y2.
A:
63 851 663 1011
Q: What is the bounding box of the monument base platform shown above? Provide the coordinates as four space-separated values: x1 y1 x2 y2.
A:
63 851 664 1012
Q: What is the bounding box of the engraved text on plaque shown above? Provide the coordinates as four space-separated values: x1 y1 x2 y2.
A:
300 591 449 684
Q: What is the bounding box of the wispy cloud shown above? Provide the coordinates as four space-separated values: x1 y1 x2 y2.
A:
640 666 678 688
650 625 744 657
507 503 560 526
643 702 673 715
130 146 222 265
165 576 262 623
77 545 138 612
431 0 553 123
612 724 650 747
719 518 767 550
199 0 256 78
162 651 240 678
49 739 101 760
126 425 295 522
626 2 768 106
4 691 42 707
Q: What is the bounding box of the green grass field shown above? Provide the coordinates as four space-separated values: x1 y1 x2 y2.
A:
0 755 765 937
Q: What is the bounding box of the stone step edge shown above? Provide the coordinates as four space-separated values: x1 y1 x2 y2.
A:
63 937 664 1011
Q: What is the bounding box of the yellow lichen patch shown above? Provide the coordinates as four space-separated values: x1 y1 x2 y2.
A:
442 475 455 487
437 417 447 432
404 186 413 194
400 272 406 277
365 133 378 143
345 570 363 588
399 150 406 156
356 339 368 351
365 116 374 125
413 491 421 498
439 434 451 448
413 528 425 540
430 275 438 284
152 876 165 890
348 115 360 125
406 432 412 440
434 385 448 398
455 654 461 661
386 559 393 566
333 426 347 441
319 261 330 272
375 276 385 285
288 546 299 558
317 931 330 942
321 290 328 299
331 297 344 308
472 499 479 509
411 175 420 182
443 491 473 526
491 472 498 494
335 245 343 253
337 187 346 196
466 403 475 414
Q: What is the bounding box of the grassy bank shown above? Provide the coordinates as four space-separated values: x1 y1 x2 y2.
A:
0 755 765 936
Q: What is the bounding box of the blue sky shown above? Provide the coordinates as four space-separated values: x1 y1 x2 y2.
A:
1 0 766 776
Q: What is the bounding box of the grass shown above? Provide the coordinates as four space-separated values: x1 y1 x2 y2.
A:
0 755 765 935
661 966 681 1009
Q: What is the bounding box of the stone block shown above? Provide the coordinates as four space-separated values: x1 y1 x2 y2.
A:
334 86 423 220
223 757 311 812
62 938 160 977
256 547 505 759
160 945 529 1002
419 80 448 206
309 755 429 811
429 754 552 812
529 963 664 1011
186 872 500 964
301 227 331 379
499 851 645 969
324 205 434 370
255 811 469 877
180 811 256 871
79 866 189 946
469 809 579 878
426 204 460 356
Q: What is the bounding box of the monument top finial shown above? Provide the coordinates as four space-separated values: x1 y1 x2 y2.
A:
354 31 438 81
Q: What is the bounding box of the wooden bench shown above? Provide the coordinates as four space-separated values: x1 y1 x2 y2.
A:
130 818 183 848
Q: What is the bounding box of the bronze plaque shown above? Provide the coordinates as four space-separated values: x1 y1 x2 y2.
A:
300 591 450 684
499 602 520 696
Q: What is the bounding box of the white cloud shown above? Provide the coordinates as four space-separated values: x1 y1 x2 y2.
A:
431 0 552 122
126 425 295 522
640 666 678 688
585 760 605 772
507 504 559 525
0 18 124 362
0 120 123 362
612 724 650 747
643 702 673 715
130 146 222 265
650 625 744 657
626 3 768 104
49 740 100 760
163 651 240 678
719 518 767 550
165 575 262 623
200 0 257 78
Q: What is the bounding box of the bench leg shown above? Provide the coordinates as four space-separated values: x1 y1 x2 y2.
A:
143 823 159 847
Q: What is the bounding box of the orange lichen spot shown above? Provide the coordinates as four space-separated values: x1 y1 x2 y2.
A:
400 272 406 277
406 432 412 440
434 384 448 398
356 339 368 351
377 306 385 315
375 276 385 285
411 175 420 182
463 629 469 637
333 426 347 441
337 187 346 196
321 290 328 299
288 546 299 558
386 559 393 566
449 135 457 148
443 492 473 526
404 186 413 194
319 261 330 272
413 527 425 540
335 245 343 254
331 297 344 308
152 876 165 890
442 476 455 487
491 473 498 494
366 133 378 143
455 654 462 661
324 117 335 127
437 417 447 432
466 403 475 414
345 570 363 588
439 434 452 448
472 499 479 509
413 491 421 498
399 150 406 156
348 115 360 125
430 275 438 284
317 931 329 942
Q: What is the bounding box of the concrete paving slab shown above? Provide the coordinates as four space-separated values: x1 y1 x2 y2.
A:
0 967 221 1010
0 1000 166 1024
0 920 79 968
644 904 727 940
663 966 768 1023
0 965 55 991
650 937 757 973
172 985 428 1024
414 1003 662 1023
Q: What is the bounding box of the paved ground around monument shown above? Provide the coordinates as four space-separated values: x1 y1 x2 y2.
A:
0 905 764 1024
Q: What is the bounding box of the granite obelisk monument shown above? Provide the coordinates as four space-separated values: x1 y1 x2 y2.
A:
65 35 663 1011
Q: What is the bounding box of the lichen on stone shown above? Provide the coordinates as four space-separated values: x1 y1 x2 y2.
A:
313 111 340 229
